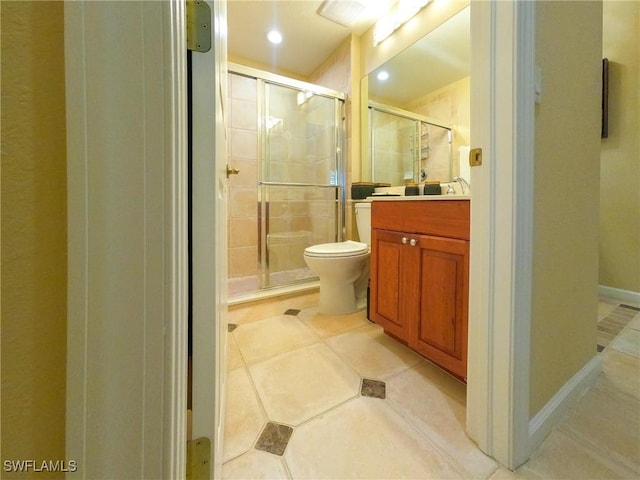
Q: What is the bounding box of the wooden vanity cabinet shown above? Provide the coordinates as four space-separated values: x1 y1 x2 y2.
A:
370 200 470 380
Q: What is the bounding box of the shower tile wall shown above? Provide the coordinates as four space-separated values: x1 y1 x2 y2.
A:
228 74 259 280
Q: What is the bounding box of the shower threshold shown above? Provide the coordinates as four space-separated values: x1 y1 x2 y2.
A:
228 268 319 306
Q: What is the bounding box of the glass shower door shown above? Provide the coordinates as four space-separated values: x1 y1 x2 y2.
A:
259 82 344 289
370 108 418 185
369 105 453 186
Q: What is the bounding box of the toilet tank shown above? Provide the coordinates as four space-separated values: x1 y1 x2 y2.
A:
354 202 372 246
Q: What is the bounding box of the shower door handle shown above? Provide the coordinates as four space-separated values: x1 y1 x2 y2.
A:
226 165 240 178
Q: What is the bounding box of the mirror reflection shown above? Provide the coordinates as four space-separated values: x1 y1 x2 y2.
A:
364 6 470 186
369 103 452 186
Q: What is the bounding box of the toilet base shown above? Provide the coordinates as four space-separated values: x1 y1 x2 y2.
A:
318 279 359 316
303 247 369 316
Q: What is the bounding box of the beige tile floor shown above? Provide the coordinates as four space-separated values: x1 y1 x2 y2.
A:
223 292 640 479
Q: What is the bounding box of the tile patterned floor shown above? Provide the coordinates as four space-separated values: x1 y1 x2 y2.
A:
223 292 640 479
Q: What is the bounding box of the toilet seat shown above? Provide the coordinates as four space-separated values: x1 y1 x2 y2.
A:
304 240 368 258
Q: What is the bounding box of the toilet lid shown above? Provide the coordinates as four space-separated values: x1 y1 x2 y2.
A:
304 240 369 258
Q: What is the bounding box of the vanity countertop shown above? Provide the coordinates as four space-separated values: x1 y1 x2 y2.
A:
367 194 470 202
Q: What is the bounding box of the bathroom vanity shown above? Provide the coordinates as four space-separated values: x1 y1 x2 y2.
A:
369 197 470 380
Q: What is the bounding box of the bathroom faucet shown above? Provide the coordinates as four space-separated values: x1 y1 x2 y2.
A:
453 176 470 194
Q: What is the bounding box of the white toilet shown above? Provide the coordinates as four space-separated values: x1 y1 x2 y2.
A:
303 202 372 315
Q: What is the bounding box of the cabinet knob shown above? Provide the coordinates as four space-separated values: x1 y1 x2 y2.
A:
410 238 417 247
402 237 408 244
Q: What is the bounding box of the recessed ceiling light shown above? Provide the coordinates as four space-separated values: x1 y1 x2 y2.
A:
267 30 283 44
377 70 389 81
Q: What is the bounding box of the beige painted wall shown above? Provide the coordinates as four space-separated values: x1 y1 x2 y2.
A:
600 0 640 294
530 1 602 417
1 1 67 474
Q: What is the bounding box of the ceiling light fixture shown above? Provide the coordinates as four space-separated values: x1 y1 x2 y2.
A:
377 70 390 81
373 0 432 46
267 29 283 44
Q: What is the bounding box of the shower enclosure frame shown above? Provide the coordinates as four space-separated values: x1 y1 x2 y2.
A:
229 63 347 295
368 100 453 185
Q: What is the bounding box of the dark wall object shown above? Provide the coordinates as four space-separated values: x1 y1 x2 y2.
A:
602 58 609 139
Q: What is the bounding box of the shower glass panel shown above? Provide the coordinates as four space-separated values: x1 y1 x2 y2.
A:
226 65 345 299
370 109 417 185
260 82 343 290
369 104 452 186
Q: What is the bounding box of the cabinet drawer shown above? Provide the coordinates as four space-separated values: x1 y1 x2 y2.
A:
371 200 470 240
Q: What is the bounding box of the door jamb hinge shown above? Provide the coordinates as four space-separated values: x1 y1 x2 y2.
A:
185 437 211 479
186 1 212 53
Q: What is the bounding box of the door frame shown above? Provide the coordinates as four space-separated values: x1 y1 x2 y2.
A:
65 1 189 477
466 0 535 469
185 0 537 474
64 0 536 474
190 0 228 477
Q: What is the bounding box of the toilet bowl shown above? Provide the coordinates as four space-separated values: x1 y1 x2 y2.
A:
303 202 371 315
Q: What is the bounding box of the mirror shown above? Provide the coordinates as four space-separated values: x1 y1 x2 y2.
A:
362 6 470 186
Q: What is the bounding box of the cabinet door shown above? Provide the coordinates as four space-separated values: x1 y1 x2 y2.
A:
413 235 469 379
370 229 416 341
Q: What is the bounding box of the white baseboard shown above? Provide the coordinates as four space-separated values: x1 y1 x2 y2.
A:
528 354 602 452
599 285 640 306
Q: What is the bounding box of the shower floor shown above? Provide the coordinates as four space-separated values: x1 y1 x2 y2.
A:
228 267 317 298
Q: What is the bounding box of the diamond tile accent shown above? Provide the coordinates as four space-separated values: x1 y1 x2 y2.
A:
361 378 386 399
284 308 300 316
228 323 238 332
255 422 293 456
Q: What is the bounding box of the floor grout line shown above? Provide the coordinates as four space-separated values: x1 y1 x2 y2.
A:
222 295 639 479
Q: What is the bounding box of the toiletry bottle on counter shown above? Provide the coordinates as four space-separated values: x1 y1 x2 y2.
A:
424 181 441 195
405 182 419 196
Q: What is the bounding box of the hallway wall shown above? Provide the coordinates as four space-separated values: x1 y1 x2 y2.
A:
531 0 602 417
1 1 67 473
600 0 640 295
